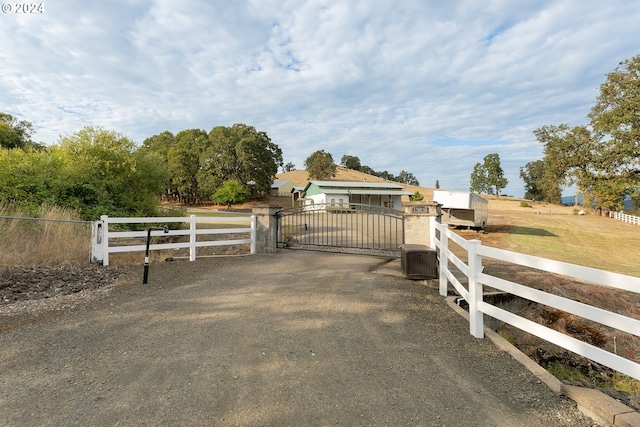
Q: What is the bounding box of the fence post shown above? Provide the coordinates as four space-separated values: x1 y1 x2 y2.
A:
189 215 197 261
91 218 104 264
251 205 281 253
250 215 257 255
438 223 449 297
100 215 110 266
468 239 484 338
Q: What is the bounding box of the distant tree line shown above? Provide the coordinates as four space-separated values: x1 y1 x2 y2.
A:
302 152 420 185
0 120 282 219
340 154 420 185
141 124 282 205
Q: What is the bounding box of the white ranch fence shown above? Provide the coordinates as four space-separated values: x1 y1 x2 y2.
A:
610 211 640 226
92 215 256 266
434 222 640 380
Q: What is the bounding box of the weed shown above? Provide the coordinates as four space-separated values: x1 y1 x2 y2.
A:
0 203 90 267
547 360 586 382
498 329 519 347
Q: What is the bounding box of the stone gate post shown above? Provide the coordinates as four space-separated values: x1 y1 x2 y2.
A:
252 205 281 253
403 202 441 248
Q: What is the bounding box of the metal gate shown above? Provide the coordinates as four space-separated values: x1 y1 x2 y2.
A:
276 203 404 256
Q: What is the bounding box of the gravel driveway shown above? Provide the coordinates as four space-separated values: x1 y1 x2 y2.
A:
0 251 593 426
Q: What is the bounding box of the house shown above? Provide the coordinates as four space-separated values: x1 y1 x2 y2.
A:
300 181 412 211
271 179 295 197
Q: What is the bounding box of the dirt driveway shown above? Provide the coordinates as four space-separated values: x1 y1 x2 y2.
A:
0 251 592 426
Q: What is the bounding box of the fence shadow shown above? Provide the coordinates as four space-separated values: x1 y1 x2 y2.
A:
510 226 557 237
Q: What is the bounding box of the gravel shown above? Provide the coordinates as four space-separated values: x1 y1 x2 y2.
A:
0 252 597 426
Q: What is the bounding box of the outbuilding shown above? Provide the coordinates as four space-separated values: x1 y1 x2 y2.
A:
432 190 488 229
271 179 295 197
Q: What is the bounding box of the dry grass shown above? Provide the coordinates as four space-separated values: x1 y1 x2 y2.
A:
457 196 640 277
0 204 90 267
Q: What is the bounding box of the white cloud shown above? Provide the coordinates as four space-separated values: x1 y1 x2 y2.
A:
1 0 639 196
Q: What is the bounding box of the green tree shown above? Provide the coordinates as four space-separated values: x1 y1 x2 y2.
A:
435 180 440 189
0 147 60 211
585 55 640 211
396 170 419 186
170 129 208 204
304 150 337 180
55 126 168 219
0 113 35 149
140 131 176 200
340 154 361 170
534 124 594 204
520 160 546 201
410 191 424 201
469 162 489 194
483 153 508 197
211 179 249 209
588 55 640 185
283 162 296 172
202 124 282 196
533 55 640 211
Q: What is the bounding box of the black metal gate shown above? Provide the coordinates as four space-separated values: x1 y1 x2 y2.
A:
276 203 404 257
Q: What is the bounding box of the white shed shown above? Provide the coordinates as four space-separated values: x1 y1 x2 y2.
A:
432 190 488 229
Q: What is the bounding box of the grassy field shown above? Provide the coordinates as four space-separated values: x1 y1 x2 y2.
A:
458 197 640 278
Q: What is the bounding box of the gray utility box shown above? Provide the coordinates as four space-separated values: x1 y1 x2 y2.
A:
401 244 438 280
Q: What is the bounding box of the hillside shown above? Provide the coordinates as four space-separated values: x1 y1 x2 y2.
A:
277 167 434 201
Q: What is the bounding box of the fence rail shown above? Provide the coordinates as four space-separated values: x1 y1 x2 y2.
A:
434 222 640 380
92 215 256 266
610 211 640 226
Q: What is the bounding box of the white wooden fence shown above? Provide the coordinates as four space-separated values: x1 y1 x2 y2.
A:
610 211 640 226
434 222 640 380
92 215 256 266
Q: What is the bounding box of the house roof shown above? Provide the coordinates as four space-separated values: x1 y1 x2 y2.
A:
271 179 292 188
303 181 412 196
304 180 406 190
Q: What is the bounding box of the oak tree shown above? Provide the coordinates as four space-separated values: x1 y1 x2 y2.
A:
304 150 337 180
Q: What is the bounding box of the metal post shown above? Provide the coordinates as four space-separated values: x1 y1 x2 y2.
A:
143 226 168 284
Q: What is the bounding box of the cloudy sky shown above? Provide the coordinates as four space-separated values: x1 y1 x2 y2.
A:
2 1 639 196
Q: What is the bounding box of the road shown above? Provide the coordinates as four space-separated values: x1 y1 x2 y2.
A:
0 251 593 426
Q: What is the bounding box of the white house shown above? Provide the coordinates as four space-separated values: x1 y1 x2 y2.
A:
300 181 412 211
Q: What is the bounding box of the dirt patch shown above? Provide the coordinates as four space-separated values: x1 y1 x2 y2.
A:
0 264 137 331
0 264 134 303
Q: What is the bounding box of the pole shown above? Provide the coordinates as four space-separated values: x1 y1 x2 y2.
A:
143 226 168 284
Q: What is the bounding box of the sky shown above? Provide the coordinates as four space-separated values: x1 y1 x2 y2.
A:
2 1 639 197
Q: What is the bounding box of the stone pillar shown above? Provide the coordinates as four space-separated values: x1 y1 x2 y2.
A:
252 205 281 253
403 202 441 248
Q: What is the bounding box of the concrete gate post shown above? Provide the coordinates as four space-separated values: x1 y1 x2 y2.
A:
252 205 281 253
403 202 441 248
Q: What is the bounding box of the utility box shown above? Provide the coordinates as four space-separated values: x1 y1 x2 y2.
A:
401 244 438 280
